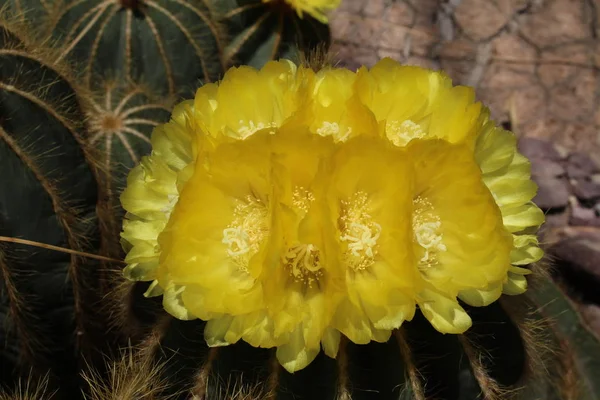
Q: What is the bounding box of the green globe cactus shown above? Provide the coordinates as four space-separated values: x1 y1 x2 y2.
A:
0 16 114 397
44 0 229 219
50 0 225 97
0 0 50 24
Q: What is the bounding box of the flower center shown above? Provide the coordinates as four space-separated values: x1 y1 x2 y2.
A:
292 186 315 215
387 120 426 147
339 191 381 271
283 186 323 286
316 121 352 142
284 243 323 287
236 119 278 139
222 195 269 271
412 196 446 269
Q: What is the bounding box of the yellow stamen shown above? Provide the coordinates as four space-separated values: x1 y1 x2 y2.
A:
222 195 269 270
387 120 426 147
284 243 323 287
237 120 278 138
316 121 352 142
413 196 446 269
292 186 315 215
339 191 381 271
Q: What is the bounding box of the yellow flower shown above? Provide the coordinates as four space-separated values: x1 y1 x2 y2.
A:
354 58 545 328
120 58 544 373
328 136 419 345
355 58 483 147
262 0 341 23
408 139 513 333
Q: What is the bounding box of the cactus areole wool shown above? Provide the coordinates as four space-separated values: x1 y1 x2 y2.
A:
120 58 545 373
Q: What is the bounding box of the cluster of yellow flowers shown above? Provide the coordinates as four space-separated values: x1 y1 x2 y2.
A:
120 58 544 373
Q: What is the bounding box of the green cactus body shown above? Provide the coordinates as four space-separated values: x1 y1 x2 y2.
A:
526 277 600 400
51 0 225 97
0 18 108 396
1 0 50 23
40 0 230 220
215 0 330 69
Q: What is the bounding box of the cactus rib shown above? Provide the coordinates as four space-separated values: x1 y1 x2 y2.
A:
0 248 38 369
395 329 425 400
458 335 506 399
189 347 220 399
0 91 91 346
86 82 171 215
0 16 106 395
53 0 225 97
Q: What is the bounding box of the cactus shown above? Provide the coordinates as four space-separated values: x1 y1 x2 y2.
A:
50 0 225 97
0 373 52 400
44 0 226 217
3 0 335 219
0 0 50 24
215 0 330 69
85 80 172 219
0 16 115 396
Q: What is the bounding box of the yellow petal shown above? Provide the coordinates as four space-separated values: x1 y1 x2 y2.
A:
181 283 264 318
458 281 503 307
205 315 235 347
502 271 528 295
144 280 164 297
333 298 390 344
123 240 157 264
304 67 377 142
123 259 158 281
418 288 472 334
502 203 545 233
484 153 536 208
428 85 481 145
487 178 538 208
121 219 165 245
475 125 516 175
210 61 300 140
242 312 286 348
192 83 218 135
321 328 341 358
121 159 179 220
357 59 443 125
163 283 196 320
150 121 195 171
511 234 544 265
276 328 320 373
509 266 532 275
